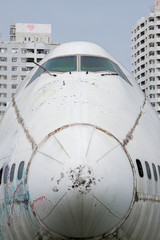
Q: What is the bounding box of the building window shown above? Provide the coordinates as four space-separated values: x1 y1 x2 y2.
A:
26 49 34 54
43 49 50 54
12 75 18 80
37 49 44 54
149 34 155 39
145 161 151 179
26 58 34 63
27 67 33 71
0 57 7 62
0 48 7 53
12 57 18 62
12 66 18 71
21 75 26 80
17 161 25 180
152 163 158 181
37 58 42 63
149 77 155 81
149 94 155 99
12 84 18 89
0 66 7 71
149 17 154 22
0 102 7 107
21 49 26 54
149 59 155 64
149 85 155 90
149 25 154 30
151 102 155 107
141 72 145 77
0 84 7 89
21 58 26 63
149 68 155 73
0 75 7 80
149 51 155 56
149 42 154 47
21 67 27 71
12 48 18 53
0 111 5 116
0 93 7 98
136 159 144 177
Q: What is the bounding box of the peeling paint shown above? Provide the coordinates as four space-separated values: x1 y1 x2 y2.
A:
67 165 96 193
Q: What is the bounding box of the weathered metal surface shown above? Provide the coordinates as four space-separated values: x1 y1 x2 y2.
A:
0 42 160 240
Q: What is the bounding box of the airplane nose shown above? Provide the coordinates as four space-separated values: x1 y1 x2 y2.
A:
27 124 134 239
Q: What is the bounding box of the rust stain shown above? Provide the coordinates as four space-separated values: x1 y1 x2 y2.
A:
123 96 147 147
12 97 37 150
135 192 160 203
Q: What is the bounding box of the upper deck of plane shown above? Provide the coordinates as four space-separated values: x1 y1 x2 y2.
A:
25 41 132 87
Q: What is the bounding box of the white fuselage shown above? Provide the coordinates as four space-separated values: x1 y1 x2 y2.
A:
0 42 160 240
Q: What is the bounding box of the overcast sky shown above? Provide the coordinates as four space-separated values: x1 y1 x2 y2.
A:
0 0 157 72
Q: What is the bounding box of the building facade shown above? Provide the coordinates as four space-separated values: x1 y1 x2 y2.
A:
131 0 160 118
0 23 59 119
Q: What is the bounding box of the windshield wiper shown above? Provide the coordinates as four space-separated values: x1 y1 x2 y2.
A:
33 61 57 77
101 71 118 76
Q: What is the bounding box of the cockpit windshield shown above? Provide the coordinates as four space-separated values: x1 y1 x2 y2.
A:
44 56 77 72
81 56 131 84
81 56 114 72
26 55 131 87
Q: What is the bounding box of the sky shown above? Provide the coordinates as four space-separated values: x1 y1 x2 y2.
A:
0 0 157 72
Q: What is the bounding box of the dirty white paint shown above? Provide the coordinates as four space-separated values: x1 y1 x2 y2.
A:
0 42 160 240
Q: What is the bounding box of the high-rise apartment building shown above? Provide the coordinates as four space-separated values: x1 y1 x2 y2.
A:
0 23 59 119
131 0 160 118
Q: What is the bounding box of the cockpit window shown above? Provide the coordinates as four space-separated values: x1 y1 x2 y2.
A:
81 56 131 85
44 56 77 72
81 56 114 72
26 56 76 86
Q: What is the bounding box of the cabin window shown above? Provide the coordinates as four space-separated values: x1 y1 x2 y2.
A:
152 163 158 181
0 168 3 185
136 159 144 177
158 165 160 178
4 165 9 184
10 163 16 182
145 161 152 179
18 161 25 180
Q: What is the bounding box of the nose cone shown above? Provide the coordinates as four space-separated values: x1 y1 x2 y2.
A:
27 124 134 239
